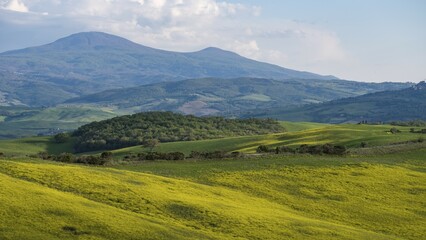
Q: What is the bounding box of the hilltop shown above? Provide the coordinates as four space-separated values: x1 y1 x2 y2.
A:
246 81 426 123
72 111 284 152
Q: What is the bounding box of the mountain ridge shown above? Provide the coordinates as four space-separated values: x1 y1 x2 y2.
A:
65 77 411 116
0 31 340 107
245 81 426 123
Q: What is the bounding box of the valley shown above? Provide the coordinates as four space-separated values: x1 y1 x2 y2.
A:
0 24 424 240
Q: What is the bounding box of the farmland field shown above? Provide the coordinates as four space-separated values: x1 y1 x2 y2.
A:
0 122 425 239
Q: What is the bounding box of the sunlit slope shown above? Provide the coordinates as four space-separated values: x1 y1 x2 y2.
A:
0 173 213 240
113 124 423 155
0 160 398 240
0 123 422 157
115 151 426 240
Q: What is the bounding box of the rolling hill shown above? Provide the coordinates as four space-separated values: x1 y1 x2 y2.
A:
246 81 426 123
0 31 337 107
0 140 425 239
66 77 410 116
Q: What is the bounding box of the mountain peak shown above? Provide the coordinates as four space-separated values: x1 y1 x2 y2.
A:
47 31 143 51
195 47 240 57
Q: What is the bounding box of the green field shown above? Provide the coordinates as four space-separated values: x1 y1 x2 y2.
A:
0 136 73 156
0 122 425 239
0 146 425 239
0 106 120 139
0 122 423 159
112 123 424 157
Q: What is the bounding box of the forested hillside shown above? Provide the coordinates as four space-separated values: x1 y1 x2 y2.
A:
246 82 426 123
66 77 410 116
72 111 284 152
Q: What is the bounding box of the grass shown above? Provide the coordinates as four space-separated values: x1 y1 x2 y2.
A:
1 158 422 239
0 106 119 139
0 172 214 240
280 121 330 132
113 148 426 239
9 106 118 123
0 136 73 156
0 122 425 239
1 122 420 158
112 124 424 157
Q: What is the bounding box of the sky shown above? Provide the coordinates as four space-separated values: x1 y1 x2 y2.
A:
0 0 425 83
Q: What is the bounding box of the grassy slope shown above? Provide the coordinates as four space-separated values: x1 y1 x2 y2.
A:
1 122 422 158
114 148 426 240
0 172 213 240
0 106 119 139
0 137 73 156
112 124 424 157
0 159 401 240
0 122 425 239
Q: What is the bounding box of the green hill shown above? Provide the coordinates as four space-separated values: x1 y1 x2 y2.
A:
0 147 425 239
66 77 410 116
246 81 426 123
72 111 284 152
0 106 118 139
111 123 424 157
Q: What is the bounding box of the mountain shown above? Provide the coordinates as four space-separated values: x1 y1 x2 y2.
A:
66 77 411 116
245 81 426 123
0 31 337 107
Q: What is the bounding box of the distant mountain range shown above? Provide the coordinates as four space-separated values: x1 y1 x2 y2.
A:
0 31 339 107
246 81 426 123
66 77 411 116
0 31 421 139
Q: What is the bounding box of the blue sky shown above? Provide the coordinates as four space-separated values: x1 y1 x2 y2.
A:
0 0 425 82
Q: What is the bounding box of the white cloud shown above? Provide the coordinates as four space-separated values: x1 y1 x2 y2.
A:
2 0 28 12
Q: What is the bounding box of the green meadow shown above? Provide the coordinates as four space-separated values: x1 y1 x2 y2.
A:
111 123 423 157
0 122 425 239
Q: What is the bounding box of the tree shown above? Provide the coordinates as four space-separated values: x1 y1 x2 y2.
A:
100 151 113 159
53 132 70 143
256 145 269 153
143 139 160 152
389 127 400 134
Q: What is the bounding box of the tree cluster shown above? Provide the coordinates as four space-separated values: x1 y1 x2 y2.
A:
390 120 426 127
37 151 113 165
133 152 185 161
72 111 284 152
256 143 347 155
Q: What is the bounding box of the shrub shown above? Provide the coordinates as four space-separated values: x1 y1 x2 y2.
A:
256 145 270 153
38 151 52 160
100 151 113 159
53 153 75 163
230 151 243 158
53 132 70 143
360 142 368 148
390 127 400 134
275 146 295 154
296 144 347 155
